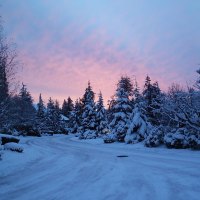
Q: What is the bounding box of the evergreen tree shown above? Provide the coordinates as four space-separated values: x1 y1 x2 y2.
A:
18 83 36 125
36 94 47 134
70 99 83 134
46 98 62 134
61 97 74 118
109 76 133 142
0 57 9 104
96 91 108 136
125 105 147 144
80 82 98 139
133 79 140 102
130 78 141 108
107 95 116 123
195 68 200 90
61 99 67 116
37 94 45 119
142 76 162 125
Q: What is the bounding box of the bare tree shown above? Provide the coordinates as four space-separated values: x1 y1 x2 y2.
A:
0 16 19 128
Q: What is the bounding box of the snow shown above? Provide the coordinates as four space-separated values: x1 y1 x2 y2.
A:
60 114 69 121
0 135 200 200
4 142 24 152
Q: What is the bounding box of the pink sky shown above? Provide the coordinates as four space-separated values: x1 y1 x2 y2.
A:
1 0 200 105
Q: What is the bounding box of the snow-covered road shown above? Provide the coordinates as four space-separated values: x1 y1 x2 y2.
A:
1 135 200 200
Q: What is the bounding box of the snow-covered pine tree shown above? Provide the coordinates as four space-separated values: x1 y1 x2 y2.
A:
107 95 116 124
46 98 62 134
133 79 140 103
79 82 98 139
36 94 47 134
8 83 38 136
18 83 36 125
37 94 46 119
96 91 109 136
142 76 162 126
195 68 200 90
61 97 74 118
107 76 133 142
125 104 147 144
69 99 83 134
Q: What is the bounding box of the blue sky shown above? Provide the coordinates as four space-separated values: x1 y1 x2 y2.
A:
1 0 200 103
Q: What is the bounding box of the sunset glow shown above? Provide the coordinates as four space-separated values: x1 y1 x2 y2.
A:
1 0 200 104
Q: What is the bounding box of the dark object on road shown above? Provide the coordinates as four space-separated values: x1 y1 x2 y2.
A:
117 155 128 157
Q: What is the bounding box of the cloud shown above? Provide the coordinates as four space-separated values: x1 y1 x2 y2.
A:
1 0 200 105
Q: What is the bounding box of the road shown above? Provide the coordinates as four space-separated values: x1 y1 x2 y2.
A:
0 135 200 200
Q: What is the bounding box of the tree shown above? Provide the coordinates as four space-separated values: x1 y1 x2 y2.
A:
36 94 47 134
107 95 116 123
61 97 74 118
109 76 133 142
18 83 36 125
194 68 200 90
0 17 18 129
133 78 140 103
80 82 98 139
142 76 162 125
37 94 45 119
162 77 200 149
125 105 147 144
69 99 83 134
46 98 62 134
96 91 108 136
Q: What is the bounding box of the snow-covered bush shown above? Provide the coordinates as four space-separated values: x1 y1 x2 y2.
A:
103 133 117 143
164 128 188 149
125 107 147 144
12 124 41 137
79 130 97 139
187 130 200 150
145 126 163 147
4 142 24 153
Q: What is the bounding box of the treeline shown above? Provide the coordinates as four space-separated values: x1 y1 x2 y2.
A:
1 70 200 149
0 17 200 149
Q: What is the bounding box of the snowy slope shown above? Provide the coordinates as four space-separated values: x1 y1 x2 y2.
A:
0 135 200 200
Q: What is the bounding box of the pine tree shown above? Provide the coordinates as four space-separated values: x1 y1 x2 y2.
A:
142 76 162 126
18 83 36 125
0 58 9 104
80 82 98 139
108 76 133 142
130 78 141 108
70 99 83 134
107 95 116 123
133 79 141 103
46 98 62 134
61 99 67 116
61 97 74 118
96 91 108 136
36 94 47 134
195 68 200 90
125 105 147 144
37 94 45 119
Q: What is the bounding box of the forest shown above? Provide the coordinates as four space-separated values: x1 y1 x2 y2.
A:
0 18 200 151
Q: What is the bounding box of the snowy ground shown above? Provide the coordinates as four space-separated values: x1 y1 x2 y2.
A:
0 135 200 200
